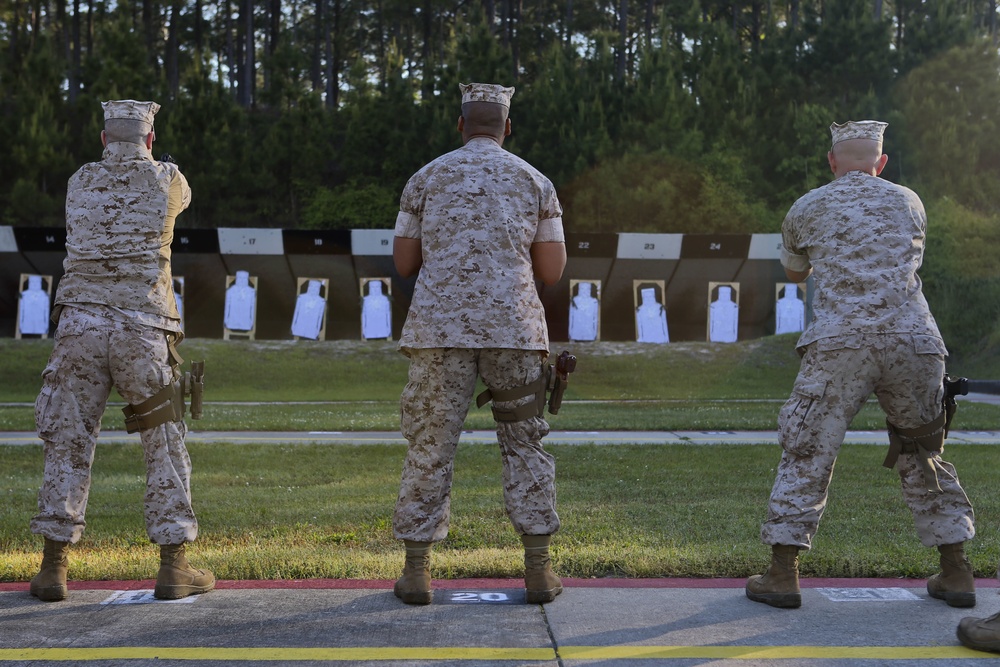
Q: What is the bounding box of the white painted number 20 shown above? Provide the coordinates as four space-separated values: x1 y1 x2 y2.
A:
450 591 510 603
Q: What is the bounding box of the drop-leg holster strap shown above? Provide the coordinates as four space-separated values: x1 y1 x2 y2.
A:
122 383 182 433
476 372 547 422
166 333 184 367
883 411 947 493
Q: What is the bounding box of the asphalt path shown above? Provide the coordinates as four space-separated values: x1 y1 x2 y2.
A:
2 577 999 666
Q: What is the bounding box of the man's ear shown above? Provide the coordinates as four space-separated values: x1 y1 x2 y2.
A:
457 115 464 133
874 153 889 175
504 117 511 137
145 131 155 150
827 151 836 175
101 130 108 148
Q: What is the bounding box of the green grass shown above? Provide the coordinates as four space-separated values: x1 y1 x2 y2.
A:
2 442 998 582
2 335 998 431
4 331 997 403
3 399 1000 432
0 334 821 401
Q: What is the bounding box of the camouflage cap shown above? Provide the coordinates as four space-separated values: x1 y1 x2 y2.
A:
459 82 514 108
101 99 160 130
830 120 887 148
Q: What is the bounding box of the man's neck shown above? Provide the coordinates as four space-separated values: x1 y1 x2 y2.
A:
464 133 501 145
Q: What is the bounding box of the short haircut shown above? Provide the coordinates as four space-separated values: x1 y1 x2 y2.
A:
832 138 882 164
461 101 508 137
104 118 151 144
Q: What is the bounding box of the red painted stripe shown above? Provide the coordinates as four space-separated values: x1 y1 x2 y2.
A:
2 577 997 591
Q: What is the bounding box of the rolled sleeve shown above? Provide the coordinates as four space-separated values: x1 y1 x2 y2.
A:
780 212 809 273
394 211 421 239
534 217 565 243
781 246 811 273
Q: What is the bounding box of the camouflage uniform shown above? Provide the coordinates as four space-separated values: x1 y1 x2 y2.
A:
31 135 199 547
392 136 564 542
762 170 975 549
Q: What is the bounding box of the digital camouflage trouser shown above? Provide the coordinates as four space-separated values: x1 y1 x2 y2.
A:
761 333 975 549
393 348 560 542
31 307 198 545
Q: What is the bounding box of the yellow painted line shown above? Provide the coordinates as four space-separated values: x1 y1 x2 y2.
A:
0 645 995 661
560 645 994 659
0 647 553 661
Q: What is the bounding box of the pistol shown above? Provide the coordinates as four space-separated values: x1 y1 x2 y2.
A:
186 360 205 420
548 351 577 415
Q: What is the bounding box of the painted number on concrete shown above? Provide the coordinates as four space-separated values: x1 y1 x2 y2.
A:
101 590 199 605
816 588 921 602
446 591 518 605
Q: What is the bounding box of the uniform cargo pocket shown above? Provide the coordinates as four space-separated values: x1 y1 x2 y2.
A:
34 385 58 438
53 315 87 340
913 335 947 356
778 381 827 457
399 379 423 443
815 335 862 352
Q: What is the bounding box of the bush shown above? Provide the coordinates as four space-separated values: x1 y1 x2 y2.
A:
3 178 64 226
558 151 778 234
302 182 399 230
922 198 1000 372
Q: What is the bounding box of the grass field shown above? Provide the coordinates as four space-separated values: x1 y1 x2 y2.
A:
1 334 998 582
1 336 806 402
2 442 999 582
2 335 998 431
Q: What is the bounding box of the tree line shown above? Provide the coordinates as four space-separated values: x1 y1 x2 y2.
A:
1 0 999 362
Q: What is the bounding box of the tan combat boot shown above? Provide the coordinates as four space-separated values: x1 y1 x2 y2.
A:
523 535 562 604
927 542 976 608
153 543 216 600
957 611 1000 653
30 538 70 602
394 540 432 605
745 544 802 608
